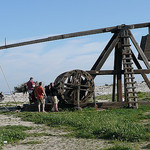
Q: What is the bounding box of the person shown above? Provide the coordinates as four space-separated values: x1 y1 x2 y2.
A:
23 83 28 95
35 82 46 112
0 92 4 100
32 81 39 103
27 77 35 104
45 84 52 104
50 83 59 112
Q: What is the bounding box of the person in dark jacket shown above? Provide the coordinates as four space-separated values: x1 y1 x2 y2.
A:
45 84 52 103
50 83 59 112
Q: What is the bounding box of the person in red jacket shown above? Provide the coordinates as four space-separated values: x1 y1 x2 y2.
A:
35 82 46 112
27 77 35 104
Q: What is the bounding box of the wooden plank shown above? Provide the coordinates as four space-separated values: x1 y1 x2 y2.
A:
129 30 150 69
0 22 150 50
87 69 150 75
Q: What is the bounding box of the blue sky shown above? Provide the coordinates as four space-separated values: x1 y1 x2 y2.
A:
0 0 150 92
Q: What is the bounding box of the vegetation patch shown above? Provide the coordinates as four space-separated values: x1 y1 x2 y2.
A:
96 94 114 101
145 143 150 149
0 125 32 148
15 105 150 142
27 132 53 137
104 144 134 150
136 92 150 101
22 140 42 145
95 92 150 101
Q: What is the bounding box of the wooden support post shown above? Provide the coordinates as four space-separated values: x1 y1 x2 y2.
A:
116 42 122 102
112 75 116 102
93 92 98 109
112 49 117 102
93 92 96 105
77 83 80 110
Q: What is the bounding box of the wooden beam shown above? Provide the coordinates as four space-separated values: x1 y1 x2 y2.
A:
91 33 119 71
87 69 150 75
0 22 150 50
129 30 150 70
132 52 150 89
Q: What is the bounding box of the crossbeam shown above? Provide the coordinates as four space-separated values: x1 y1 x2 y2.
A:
0 22 150 50
87 69 150 75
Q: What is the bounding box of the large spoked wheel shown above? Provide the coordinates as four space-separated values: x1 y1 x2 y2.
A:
54 70 95 106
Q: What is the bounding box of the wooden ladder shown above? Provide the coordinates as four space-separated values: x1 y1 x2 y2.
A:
121 30 138 108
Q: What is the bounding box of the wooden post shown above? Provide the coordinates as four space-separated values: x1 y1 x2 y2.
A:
77 83 80 109
116 42 123 102
93 91 98 109
112 49 117 102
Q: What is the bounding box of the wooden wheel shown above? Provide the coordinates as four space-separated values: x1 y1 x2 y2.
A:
54 70 95 106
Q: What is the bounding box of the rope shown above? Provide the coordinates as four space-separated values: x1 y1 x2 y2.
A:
0 64 17 107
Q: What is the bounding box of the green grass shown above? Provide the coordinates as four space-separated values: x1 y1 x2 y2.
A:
145 143 150 149
95 92 150 101
15 105 150 142
22 140 42 145
27 132 53 137
95 94 115 101
137 92 150 101
0 125 32 148
105 144 134 150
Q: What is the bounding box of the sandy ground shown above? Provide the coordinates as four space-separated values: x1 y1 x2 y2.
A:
0 114 112 150
0 113 149 150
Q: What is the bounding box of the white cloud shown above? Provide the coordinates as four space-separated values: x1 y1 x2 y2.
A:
0 31 148 93
0 37 108 92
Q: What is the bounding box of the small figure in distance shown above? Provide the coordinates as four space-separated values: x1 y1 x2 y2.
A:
23 83 28 95
27 77 35 104
0 92 4 101
35 82 46 112
50 83 59 112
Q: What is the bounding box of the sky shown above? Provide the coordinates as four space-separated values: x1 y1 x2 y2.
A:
0 0 150 93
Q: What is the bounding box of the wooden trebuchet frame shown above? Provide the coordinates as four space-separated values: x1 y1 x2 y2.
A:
0 22 150 108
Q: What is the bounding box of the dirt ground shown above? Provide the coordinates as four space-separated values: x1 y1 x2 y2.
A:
0 114 113 150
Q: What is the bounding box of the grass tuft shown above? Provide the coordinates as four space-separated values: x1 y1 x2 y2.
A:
0 125 32 148
22 140 42 145
105 144 133 150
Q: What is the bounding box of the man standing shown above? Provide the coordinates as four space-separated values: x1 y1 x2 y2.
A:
35 82 46 112
45 84 52 103
27 77 35 104
50 83 59 112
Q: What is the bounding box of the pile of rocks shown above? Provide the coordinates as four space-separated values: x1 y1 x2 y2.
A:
95 82 150 96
